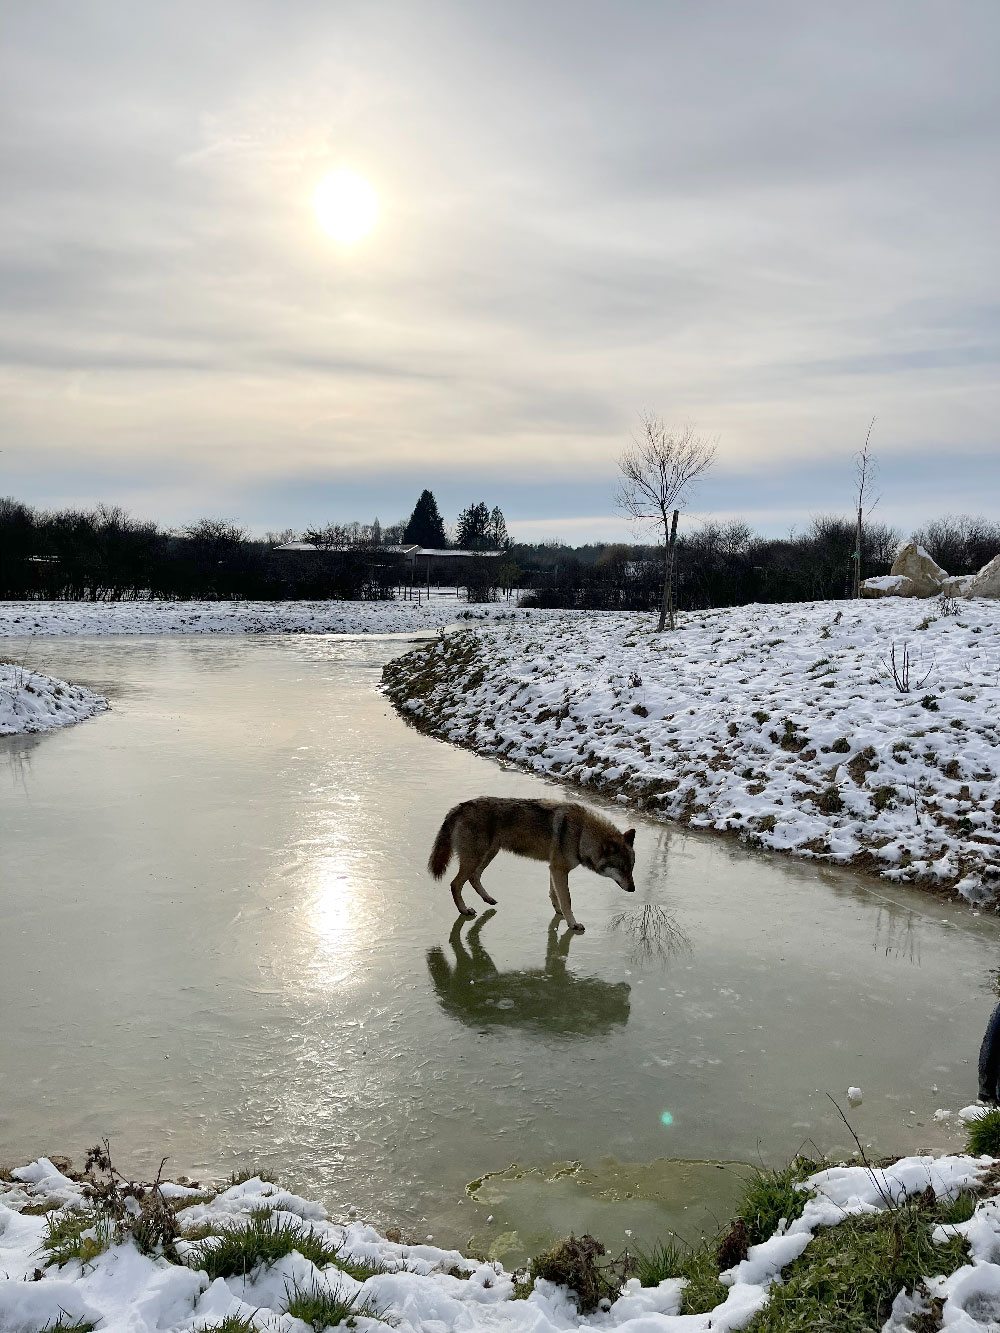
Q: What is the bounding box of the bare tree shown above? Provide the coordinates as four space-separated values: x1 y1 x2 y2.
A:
616 415 716 630
852 417 879 597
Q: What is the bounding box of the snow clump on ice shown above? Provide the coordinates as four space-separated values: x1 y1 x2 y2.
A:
0 661 108 735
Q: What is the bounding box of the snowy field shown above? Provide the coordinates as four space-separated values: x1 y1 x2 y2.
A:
384 599 1000 905
0 597 529 637
2 1151 1000 1332
0 661 108 735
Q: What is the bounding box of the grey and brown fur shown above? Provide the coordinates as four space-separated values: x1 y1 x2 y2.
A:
428 797 636 932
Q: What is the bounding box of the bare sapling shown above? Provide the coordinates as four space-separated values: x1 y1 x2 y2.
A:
616 415 716 631
852 418 879 598
882 642 934 693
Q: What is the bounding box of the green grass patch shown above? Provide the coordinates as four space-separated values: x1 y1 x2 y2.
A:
43 1210 112 1269
632 1234 726 1315
745 1197 971 1333
189 1212 387 1283
193 1317 259 1333
737 1160 819 1245
224 1168 280 1188
283 1277 386 1329
632 1236 685 1287
937 1191 979 1225
169 1190 216 1212
41 1318 98 1333
965 1108 1000 1156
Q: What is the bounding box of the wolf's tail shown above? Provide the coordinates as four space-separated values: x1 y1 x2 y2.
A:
428 806 460 879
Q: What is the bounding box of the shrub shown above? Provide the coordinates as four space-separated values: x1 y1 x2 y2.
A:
816 786 844 814
831 737 851 754
78 1141 180 1260
528 1234 625 1313
872 785 897 812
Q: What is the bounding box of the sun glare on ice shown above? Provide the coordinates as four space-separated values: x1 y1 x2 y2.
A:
313 170 378 244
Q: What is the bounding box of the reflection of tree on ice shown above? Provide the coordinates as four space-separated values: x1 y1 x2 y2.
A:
426 911 630 1036
608 902 691 966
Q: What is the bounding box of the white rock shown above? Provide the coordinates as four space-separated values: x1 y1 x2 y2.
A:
940 574 976 598
861 574 918 598
847 1087 863 1106
965 552 1000 600
890 542 947 597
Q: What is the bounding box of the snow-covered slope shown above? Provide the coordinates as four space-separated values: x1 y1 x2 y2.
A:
1 1152 997 1332
0 598 532 637
383 600 1000 904
0 662 108 735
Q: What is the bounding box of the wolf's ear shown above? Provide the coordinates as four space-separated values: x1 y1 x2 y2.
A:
623 829 636 847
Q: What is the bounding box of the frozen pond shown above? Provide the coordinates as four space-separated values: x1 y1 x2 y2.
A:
2 634 998 1262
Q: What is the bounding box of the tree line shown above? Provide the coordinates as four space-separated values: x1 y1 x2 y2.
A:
517 513 1000 612
2 493 995 608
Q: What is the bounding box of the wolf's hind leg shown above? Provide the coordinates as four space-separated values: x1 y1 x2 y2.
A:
551 865 583 932
450 864 477 918
548 873 564 917
471 846 499 905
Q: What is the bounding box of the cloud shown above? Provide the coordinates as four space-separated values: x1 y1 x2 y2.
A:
1 1 998 534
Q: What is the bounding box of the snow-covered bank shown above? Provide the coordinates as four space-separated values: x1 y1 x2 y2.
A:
0 662 108 735
0 598 532 637
2 1151 998 1332
383 599 1000 904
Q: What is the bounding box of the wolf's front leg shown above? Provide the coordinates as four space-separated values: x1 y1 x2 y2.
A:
551 865 584 932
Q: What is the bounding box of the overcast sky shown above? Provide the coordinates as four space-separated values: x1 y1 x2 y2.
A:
2 1 998 541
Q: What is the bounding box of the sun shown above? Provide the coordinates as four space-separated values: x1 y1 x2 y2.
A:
313 170 378 244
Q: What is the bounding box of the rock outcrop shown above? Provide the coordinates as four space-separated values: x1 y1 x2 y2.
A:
861 574 919 599
966 553 1000 599
940 574 976 598
891 542 948 596
861 541 1000 599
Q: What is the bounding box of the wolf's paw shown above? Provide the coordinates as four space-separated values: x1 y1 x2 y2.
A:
570 922 585 933
482 895 498 906
460 906 476 918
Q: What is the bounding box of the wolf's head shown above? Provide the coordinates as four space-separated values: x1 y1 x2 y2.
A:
598 828 636 893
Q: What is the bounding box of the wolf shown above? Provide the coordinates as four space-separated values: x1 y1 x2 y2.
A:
428 796 636 932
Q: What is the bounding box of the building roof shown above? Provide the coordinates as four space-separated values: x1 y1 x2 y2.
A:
276 542 502 557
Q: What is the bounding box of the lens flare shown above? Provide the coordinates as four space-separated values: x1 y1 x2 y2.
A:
660 1111 674 1126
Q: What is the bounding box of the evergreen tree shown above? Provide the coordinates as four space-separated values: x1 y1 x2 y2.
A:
456 501 492 549
371 517 382 545
403 490 447 548
488 506 509 548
